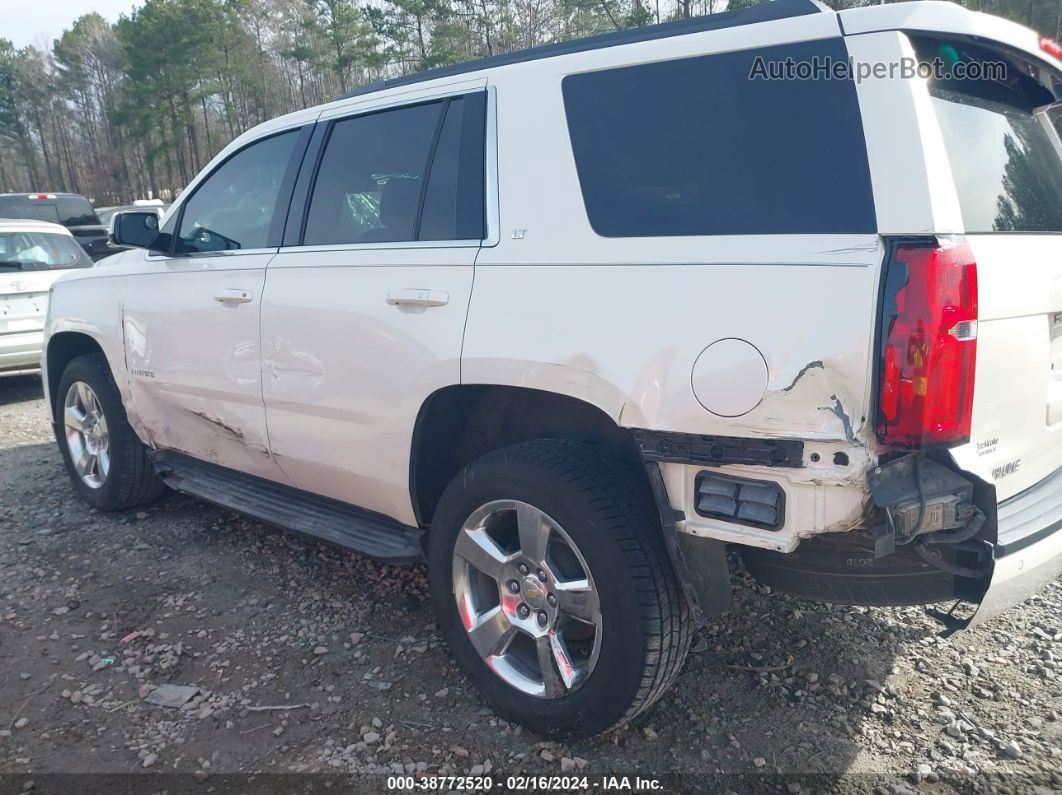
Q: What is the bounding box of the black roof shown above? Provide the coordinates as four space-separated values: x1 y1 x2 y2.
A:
341 0 827 100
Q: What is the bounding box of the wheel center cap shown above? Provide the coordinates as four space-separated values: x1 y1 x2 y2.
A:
522 576 547 609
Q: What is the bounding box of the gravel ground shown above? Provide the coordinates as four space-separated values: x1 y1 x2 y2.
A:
2 373 1061 792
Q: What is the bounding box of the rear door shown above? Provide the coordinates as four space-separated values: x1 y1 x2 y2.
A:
911 35 1062 499
262 88 487 525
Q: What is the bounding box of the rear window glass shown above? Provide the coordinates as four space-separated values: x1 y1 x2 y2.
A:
0 199 61 224
914 38 1062 233
0 196 100 227
561 38 876 237
0 231 90 270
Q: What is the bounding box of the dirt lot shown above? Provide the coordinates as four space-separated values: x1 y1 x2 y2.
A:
2 374 1062 792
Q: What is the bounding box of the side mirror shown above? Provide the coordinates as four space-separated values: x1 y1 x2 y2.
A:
110 210 162 250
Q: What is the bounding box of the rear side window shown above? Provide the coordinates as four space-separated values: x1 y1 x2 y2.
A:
562 39 876 237
176 130 299 253
914 37 1062 233
54 197 99 226
302 92 485 246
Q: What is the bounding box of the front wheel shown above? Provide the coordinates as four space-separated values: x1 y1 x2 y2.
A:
428 440 691 738
55 353 166 511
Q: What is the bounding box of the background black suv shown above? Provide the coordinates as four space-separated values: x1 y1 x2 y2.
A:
0 193 112 261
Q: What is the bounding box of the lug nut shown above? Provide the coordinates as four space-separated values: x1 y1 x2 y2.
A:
517 604 530 619
547 593 557 607
537 612 548 628
518 563 529 575
537 569 546 580
508 580 520 594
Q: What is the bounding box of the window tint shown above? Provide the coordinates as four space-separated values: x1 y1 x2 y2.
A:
305 103 441 246
54 196 100 226
302 93 486 246
420 98 463 240
177 131 298 253
562 39 876 237
0 199 61 224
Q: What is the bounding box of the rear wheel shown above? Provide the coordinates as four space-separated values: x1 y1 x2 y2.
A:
55 353 166 511
428 439 690 738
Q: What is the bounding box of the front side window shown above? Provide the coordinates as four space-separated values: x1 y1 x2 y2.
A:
562 39 876 237
303 94 485 246
176 131 299 253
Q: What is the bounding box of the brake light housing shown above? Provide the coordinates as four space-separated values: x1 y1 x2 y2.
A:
1041 36 1062 61
876 238 978 449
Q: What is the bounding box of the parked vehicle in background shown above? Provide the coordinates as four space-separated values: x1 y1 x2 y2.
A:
0 220 93 376
0 193 112 261
42 0 1062 738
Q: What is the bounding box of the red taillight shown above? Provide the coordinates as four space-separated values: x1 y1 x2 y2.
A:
877 238 978 449
28 193 55 200
1041 36 1062 61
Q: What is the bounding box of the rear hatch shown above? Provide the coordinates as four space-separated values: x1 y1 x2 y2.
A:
913 35 1062 500
0 270 56 337
0 229 93 336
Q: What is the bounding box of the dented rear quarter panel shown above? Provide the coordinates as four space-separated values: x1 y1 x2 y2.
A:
465 51 891 551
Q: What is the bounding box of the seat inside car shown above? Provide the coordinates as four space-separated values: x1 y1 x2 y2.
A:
358 176 420 242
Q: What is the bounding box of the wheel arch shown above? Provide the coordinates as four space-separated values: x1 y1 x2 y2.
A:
45 331 108 417
409 384 643 528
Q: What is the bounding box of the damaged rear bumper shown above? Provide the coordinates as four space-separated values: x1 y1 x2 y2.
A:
967 464 1062 627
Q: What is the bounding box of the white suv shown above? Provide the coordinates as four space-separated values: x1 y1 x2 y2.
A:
42 0 1062 737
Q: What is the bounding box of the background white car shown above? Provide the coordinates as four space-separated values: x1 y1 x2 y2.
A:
0 219 93 377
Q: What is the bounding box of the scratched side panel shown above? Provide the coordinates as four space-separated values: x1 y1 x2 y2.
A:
121 257 288 482
465 242 883 552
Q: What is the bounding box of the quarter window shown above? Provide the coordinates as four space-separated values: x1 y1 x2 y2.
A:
176 131 299 253
562 39 876 237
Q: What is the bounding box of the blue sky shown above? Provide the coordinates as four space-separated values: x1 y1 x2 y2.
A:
6 0 145 48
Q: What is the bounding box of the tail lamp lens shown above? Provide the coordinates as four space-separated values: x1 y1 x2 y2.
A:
1041 36 1062 61
877 239 978 449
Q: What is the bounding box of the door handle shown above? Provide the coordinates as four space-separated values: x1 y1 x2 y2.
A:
214 288 253 304
386 289 449 308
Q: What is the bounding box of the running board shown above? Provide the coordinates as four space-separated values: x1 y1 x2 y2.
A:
151 451 425 563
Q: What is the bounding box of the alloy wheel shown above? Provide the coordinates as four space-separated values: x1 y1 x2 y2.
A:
63 381 110 489
451 499 602 698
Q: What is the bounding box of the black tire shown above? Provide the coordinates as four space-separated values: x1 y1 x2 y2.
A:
54 353 166 511
427 439 691 738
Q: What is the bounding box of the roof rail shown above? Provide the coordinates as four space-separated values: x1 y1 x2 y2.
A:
340 0 829 100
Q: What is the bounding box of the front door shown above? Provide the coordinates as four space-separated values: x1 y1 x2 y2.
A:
262 91 487 524
123 129 304 480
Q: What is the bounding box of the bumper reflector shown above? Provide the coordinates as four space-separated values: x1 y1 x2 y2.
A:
695 471 785 530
